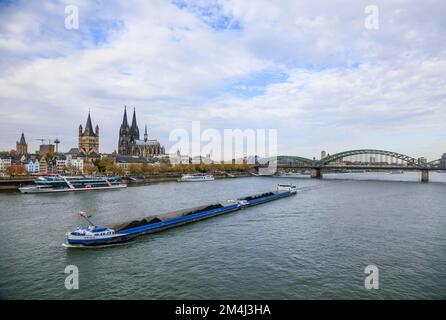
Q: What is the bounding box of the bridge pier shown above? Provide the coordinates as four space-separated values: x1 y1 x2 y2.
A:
311 168 322 179
421 169 429 183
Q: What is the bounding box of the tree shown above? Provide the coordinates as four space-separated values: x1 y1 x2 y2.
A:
128 164 143 175
46 151 56 159
6 165 26 176
96 157 114 174
84 164 98 175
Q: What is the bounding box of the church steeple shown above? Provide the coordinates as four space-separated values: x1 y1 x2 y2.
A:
85 111 94 136
121 106 129 128
144 124 148 141
16 131 28 155
19 131 26 144
80 111 96 137
79 111 99 155
131 108 137 129
130 107 140 140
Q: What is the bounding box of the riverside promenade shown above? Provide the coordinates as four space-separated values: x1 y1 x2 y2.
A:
0 172 254 190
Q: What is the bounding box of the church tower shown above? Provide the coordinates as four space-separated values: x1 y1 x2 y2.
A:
118 106 131 155
78 111 99 156
130 107 140 141
16 132 28 155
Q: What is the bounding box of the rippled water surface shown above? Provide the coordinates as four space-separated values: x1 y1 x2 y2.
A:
0 173 445 299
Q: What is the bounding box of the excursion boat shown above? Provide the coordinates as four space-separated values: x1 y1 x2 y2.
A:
19 174 127 194
178 173 215 182
64 184 297 247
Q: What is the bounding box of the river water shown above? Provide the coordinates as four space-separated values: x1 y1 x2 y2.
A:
0 172 445 299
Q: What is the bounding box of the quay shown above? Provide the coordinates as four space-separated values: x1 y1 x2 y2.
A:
0 177 34 190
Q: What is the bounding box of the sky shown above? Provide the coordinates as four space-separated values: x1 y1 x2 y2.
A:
0 0 445 160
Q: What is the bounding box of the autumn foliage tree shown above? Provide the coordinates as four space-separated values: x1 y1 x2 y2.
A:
6 165 26 176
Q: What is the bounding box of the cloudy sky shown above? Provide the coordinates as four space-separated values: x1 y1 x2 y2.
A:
1 0 445 160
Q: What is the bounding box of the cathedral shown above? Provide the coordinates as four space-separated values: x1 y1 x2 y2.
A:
118 107 165 158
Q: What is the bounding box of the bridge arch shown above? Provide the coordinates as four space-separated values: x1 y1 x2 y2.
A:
319 149 419 166
259 155 314 166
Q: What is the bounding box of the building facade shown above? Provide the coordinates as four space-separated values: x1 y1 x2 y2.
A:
441 153 446 169
25 159 40 174
118 107 165 158
0 154 12 172
16 132 28 155
38 144 55 155
79 112 99 157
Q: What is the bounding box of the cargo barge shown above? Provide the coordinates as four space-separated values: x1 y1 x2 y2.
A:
64 184 297 248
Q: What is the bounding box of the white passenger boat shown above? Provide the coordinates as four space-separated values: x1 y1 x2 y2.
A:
19 174 127 193
177 174 215 182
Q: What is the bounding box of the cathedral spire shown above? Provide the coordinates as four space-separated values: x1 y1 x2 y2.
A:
130 107 140 140
144 124 148 141
131 107 137 129
122 106 129 127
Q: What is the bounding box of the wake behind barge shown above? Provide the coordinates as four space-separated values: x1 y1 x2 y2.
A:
64 184 297 248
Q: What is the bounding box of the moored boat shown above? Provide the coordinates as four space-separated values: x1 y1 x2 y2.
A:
64 184 297 247
177 173 215 182
19 174 126 193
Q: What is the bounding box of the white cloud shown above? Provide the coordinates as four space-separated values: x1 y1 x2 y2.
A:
0 0 445 160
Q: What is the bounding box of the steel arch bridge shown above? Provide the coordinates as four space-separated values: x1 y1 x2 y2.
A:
260 149 423 167
257 149 443 182
318 149 419 166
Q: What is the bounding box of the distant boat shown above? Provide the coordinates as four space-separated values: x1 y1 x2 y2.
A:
347 170 367 173
19 174 126 193
390 170 404 174
177 174 215 182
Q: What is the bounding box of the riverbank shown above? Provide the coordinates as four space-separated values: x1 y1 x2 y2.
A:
122 171 254 185
0 171 255 190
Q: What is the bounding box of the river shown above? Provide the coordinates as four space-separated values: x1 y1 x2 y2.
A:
0 172 445 299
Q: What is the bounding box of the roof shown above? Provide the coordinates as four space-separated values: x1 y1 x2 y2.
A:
81 112 96 137
19 132 26 144
67 148 79 154
86 113 94 134
115 155 158 164
135 139 161 146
